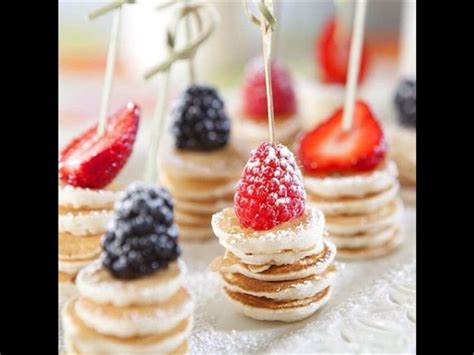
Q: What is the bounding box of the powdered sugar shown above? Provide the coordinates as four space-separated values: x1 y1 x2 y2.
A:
304 160 398 198
212 208 325 255
59 208 416 354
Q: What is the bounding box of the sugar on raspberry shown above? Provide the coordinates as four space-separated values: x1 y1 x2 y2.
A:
234 142 306 231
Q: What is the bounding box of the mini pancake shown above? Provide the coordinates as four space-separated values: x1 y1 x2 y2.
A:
307 181 400 216
329 226 398 249
398 167 416 186
211 241 336 281
336 229 404 260
75 287 193 337
62 299 192 354
59 271 75 283
304 160 398 198
400 186 416 205
212 208 325 255
76 260 184 307
220 265 336 300
325 198 402 236
159 170 236 200
59 209 114 236
64 338 189 355
174 209 211 225
178 224 215 241
59 204 113 214
64 336 81 354
230 109 302 156
221 242 325 266
59 280 78 310
59 232 103 260
224 286 332 322
388 126 416 183
59 257 98 276
230 102 302 142
160 139 246 180
59 183 122 210
175 195 233 214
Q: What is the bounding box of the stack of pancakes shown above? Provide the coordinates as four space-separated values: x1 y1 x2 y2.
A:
59 184 121 307
304 161 404 259
210 207 337 322
159 141 246 241
230 109 302 157
62 259 193 354
388 126 416 205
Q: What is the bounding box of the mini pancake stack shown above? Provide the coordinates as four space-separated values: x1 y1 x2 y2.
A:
230 57 302 157
231 115 302 157
62 259 193 354
388 126 416 205
159 141 246 241
58 184 121 307
210 207 337 322
304 161 404 259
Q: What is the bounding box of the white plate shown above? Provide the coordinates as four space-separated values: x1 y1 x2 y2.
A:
59 207 416 353
184 207 416 354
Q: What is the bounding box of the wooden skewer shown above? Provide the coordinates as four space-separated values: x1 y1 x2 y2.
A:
96 6 122 137
259 0 276 145
341 0 367 131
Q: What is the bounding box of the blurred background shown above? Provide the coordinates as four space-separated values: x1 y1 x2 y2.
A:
59 0 415 181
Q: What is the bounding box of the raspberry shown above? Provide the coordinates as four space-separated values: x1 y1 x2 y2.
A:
234 142 306 230
242 57 297 120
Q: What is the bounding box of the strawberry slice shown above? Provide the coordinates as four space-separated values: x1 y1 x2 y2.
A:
297 101 386 175
59 102 140 189
316 16 369 84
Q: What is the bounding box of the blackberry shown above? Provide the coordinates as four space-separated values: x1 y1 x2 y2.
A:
101 182 180 279
171 84 231 151
394 79 416 128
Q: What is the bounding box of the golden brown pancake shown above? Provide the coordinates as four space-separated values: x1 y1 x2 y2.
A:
59 232 102 260
325 199 398 224
64 299 191 345
221 269 332 294
216 243 334 277
59 205 113 214
307 184 393 203
59 271 75 283
224 286 330 310
337 229 402 259
77 287 191 319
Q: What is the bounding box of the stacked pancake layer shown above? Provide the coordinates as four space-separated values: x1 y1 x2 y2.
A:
304 161 404 259
231 111 302 157
211 207 336 322
62 259 193 354
388 126 416 204
59 184 121 307
160 142 246 241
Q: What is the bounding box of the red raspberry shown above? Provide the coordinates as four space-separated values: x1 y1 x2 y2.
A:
234 142 306 231
242 57 297 120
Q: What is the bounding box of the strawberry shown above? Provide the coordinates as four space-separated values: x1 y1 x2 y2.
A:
297 101 386 175
242 56 297 120
316 16 369 84
59 102 140 189
234 142 305 231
